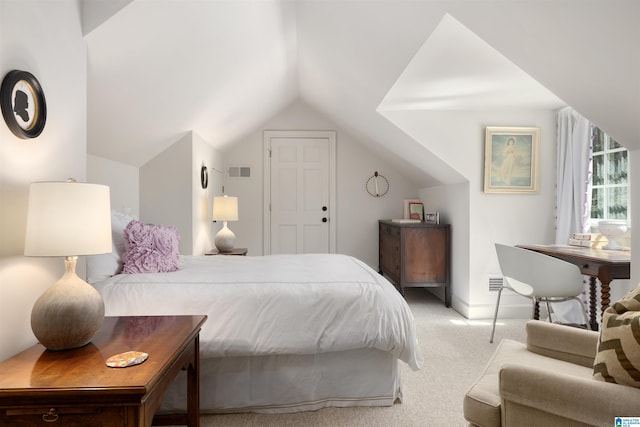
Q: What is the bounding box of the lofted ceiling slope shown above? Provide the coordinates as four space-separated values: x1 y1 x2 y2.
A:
84 1 639 187
86 0 299 169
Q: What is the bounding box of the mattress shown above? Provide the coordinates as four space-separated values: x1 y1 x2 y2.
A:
92 253 423 370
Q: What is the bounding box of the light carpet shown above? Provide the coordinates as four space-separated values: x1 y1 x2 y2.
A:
191 288 528 427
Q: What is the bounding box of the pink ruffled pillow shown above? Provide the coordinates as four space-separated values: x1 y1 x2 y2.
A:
122 220 180 274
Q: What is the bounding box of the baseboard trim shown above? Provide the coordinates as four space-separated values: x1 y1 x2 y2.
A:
451 295 533 320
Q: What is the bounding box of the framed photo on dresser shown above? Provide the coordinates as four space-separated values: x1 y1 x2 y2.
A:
403 199 420 219
424 212 440 224
408 202 424 221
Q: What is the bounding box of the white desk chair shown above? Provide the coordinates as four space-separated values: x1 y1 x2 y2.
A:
490 243 590 343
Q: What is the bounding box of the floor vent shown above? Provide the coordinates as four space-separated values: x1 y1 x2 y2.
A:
489 276 504 292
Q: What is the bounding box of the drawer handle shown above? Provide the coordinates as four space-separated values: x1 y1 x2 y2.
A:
43 408 59 423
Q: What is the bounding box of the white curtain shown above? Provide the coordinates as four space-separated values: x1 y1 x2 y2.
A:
554 107 591 323
555 107 592 243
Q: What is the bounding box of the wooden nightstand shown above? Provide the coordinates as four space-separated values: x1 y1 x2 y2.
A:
0 315 207 427
205 248 248 256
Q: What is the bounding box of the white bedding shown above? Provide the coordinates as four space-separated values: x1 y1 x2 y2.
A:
93 253 423 371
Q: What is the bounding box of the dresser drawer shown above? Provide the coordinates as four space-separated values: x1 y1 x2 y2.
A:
379 223 400 239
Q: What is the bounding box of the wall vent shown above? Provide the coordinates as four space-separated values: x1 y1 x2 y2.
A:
227 165 251 178
488 276 504 292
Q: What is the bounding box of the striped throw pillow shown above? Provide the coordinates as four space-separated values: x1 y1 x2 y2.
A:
593 285 640 387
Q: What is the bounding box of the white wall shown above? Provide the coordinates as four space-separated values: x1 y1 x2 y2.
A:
192 131 222 255
88 154 139 216
419 183 469 305
386 109 558 317
139 131 221 255
223 99 419 268
0 1 87 360
140 133 193 254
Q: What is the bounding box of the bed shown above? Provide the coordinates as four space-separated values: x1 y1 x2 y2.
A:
87 213 423 414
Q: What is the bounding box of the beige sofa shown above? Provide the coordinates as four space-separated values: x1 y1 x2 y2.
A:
464 320 640 427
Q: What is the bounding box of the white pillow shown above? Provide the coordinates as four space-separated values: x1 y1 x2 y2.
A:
86 209 136 283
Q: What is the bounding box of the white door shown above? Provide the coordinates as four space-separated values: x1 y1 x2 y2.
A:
263 131 336 255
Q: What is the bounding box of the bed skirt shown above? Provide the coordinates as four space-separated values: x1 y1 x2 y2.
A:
160 348 402 414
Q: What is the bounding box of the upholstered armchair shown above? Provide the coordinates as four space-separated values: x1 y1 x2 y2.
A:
464 320 640 427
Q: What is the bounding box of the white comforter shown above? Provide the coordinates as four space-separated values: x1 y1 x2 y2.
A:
93 254 423 370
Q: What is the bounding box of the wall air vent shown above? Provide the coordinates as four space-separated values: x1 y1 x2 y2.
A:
488 276 504 292
227 165 251 178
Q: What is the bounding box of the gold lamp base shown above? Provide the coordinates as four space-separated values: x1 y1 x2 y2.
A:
30 256 105 351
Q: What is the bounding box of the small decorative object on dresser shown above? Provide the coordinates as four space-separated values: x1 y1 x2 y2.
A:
408 202 424 221
424 212 440 224
402 199 420 219
378 219 451 306
0 70 47 139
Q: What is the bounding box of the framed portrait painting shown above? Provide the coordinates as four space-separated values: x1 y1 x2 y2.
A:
483 126 540 194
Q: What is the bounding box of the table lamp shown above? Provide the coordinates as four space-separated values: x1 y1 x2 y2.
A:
212 195 238 252
24 180 112 351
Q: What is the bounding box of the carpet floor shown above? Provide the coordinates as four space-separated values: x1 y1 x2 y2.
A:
188 288 528 427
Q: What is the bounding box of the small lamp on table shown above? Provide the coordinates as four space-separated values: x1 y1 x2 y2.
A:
212 195 238 252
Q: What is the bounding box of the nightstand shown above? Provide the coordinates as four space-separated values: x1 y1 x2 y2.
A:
205 248 248 256
0 315 206 427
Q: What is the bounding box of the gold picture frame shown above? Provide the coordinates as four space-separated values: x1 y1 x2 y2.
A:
484 126 540 194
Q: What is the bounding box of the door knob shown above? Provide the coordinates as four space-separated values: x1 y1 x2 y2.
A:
322 206 327 211
322 217 328 223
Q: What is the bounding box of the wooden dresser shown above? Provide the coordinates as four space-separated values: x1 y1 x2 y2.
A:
378 220 451 306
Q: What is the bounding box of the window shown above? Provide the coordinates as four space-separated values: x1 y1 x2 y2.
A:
590 126 628 221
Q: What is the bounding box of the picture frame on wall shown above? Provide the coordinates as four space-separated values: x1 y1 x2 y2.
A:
483 126 539 194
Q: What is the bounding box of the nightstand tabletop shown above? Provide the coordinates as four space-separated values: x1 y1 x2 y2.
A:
205 247 248 256
0 315 207 426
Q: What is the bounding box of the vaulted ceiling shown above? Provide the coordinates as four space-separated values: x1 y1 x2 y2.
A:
84 0 640 187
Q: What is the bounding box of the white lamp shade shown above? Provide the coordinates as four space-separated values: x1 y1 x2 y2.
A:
212 195 238 221
24 181 112 256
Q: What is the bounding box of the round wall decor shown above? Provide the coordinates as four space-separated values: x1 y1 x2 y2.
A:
366 171 389 197
201 165 208 189
0 70 47 139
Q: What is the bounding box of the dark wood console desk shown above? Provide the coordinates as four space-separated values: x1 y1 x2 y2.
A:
518 244 630 330
0 315 207 427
